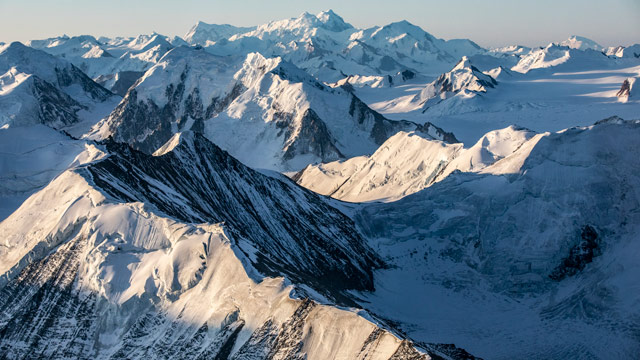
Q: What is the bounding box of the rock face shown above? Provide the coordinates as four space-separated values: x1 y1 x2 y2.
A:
0 132 474 359
616 77 637 102
92 47 456 170
89 132 383 298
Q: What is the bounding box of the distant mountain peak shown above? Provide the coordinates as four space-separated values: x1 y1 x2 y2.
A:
315 9 353 32
412 56 497 110
452 55 472 70
558 35 602 50
184 22 255 45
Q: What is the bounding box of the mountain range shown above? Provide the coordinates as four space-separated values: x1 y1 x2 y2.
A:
1 9 640 360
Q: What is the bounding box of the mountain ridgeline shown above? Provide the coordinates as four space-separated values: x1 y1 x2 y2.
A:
92 47 457 170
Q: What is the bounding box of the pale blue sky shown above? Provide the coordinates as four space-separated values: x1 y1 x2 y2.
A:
1 0 638 47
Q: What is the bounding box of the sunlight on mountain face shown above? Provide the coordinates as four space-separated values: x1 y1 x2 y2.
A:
1 9 639 360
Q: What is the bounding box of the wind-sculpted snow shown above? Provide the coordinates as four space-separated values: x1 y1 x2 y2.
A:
92 47 456 170
351 119 640 359
0 131 476 359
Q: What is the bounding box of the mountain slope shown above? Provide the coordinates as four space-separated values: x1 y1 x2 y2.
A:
88 132 382 298
0 132 471 359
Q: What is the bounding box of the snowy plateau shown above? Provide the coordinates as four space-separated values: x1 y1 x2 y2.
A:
0 9 639 360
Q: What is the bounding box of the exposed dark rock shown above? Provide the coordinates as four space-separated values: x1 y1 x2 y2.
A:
389 340 429 360
401 69 416 81
88 134 383 302
549 225 601 281
616 79 631 98
282 108 343 161
31 76 84 128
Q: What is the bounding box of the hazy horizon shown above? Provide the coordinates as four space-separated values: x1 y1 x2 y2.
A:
0 0 638 48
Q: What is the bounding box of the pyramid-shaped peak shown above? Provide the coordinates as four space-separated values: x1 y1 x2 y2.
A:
452 56 473 71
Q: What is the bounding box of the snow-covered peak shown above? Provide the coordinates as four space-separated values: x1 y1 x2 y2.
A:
26 34 101 52
126 33 173 52
452 55 472 71
238 9 354 39
235 51 319 88
315 9 353 32
183 22 255 45
604 43 640 58
511 42 614 73
559 35 603 51
413 56 497 108
0 42 115 130
483 65 512 80
152 130 192 156
441 125 538 176
368 20 435 42
295 130 464 202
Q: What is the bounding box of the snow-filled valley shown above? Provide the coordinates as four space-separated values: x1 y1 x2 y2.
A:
1 9 639 360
